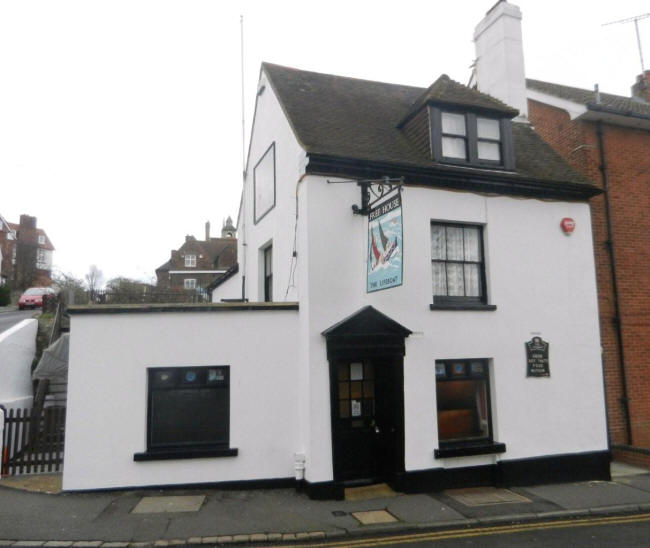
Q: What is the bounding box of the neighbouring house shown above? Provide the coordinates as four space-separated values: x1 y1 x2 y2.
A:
63 2 609 498
524 71 650 468
0 214 16 286
155 219 237 292
0 214 54 289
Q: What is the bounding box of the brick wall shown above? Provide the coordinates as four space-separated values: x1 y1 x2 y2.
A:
529 99 650 457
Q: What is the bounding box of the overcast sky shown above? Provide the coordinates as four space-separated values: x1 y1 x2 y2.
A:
1 0 648 285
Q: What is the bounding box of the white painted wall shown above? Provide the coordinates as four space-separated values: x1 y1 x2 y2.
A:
213 68 306 304
210 270 241 301
0 319 37 409
70 59 606 491
298 176 606 480
64 309 299 490
215 63 606 485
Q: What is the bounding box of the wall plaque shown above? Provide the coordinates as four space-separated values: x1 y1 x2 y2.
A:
526 337 550 377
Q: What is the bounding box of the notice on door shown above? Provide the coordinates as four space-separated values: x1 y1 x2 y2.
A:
351 400 362 417
525 337 550 377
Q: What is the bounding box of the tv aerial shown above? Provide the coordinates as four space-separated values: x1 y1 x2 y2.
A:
603 13 650 72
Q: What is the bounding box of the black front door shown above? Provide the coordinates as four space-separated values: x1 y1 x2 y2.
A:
330 357 404 484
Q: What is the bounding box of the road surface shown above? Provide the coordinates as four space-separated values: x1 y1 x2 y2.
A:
266 513 650 547
0 309 37 334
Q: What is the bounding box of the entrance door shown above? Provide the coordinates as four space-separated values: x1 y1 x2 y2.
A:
330 357 404 484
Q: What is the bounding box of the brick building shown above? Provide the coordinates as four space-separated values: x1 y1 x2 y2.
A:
0 214 55 289
0 214 15 285
156 218 237 291
525 73 650 467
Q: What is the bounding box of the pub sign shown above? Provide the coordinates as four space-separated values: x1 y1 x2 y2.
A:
526 336 550 377
367 192 403 292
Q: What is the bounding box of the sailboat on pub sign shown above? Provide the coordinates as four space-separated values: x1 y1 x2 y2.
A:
367 192 403 293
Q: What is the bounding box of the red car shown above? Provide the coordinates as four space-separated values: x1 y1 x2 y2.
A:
18 287 56 310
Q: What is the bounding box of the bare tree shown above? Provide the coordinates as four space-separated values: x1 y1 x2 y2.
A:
85 265 104 294
52 270 87 305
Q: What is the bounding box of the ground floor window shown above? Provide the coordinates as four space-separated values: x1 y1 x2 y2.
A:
147 366 230 451
435 359 491 443
184 278 197 289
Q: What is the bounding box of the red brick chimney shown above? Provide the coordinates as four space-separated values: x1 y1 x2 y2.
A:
19 214 37 229
631 70 650 102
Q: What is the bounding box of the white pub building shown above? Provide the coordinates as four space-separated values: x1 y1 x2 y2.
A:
64 2 609 497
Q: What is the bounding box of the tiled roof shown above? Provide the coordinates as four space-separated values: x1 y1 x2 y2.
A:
155 259 172 273
8 223 55 250
527 79 650 119
400 74 519 125
263 63 590 186
158 237 237 272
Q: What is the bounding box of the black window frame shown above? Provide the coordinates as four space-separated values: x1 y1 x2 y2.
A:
429 106 514 170
134 365 238 461
263 244 273 302
434 358 505 458
430 222 492 309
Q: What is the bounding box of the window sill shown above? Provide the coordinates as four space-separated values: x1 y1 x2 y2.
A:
134 446 238 462
434 441 506 459
430 303 497 311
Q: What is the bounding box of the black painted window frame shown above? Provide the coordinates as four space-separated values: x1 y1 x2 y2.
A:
263 244 273 302
434 358 505 458
430 221 489 307
429 106 514 170
440 112 468 161
137 366 237 461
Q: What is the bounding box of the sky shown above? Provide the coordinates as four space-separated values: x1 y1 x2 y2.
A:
1 0 648 285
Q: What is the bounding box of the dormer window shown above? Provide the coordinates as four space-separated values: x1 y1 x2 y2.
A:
441 113 468 159
477 117 501 162
431 108 513 170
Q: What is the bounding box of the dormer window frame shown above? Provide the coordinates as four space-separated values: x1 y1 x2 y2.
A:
429 106 514 170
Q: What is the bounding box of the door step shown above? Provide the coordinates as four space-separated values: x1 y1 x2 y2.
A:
344 482 399 501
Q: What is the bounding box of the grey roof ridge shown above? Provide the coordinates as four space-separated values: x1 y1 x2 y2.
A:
526 77 625 103
262 61 423 94
527 78 650 120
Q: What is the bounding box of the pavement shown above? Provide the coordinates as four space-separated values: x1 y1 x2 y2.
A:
0 462 649 546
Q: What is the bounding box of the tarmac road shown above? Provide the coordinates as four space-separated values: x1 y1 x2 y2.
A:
275 513 650 547
0 308 36 334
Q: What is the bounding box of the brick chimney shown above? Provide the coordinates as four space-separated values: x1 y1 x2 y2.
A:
19 214 37 229
205 221 210 241
474 0 527 119
631 70 650 102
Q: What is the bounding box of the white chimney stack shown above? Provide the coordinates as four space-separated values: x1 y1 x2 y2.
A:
474 1 528 119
